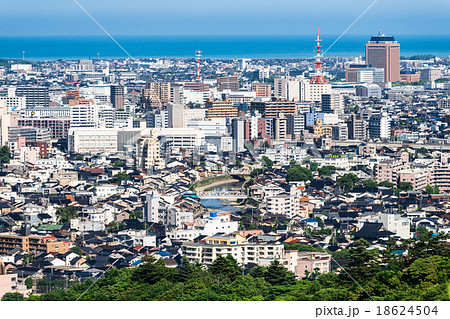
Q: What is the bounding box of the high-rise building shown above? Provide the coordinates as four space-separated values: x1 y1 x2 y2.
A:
250 99 296 118
16 87 49 108
251 83 271 97
232 118 245 153
205 98 238 118
217 76 239 92
141 82 171 108
273 115 288 141
369 114 391 140
365 32 400 82
274 77 302 101
420 68 442 82
286 114 305 139
347 114 367 140
110 85 124 110
321 93 344 117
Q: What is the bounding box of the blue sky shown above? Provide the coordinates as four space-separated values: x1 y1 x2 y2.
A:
1 0 449 36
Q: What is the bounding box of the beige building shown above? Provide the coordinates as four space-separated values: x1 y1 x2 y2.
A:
0 234 72 255
398 168 430 192
137 130 165 171
251 83 271 97
205 98 238 118
142 82 171 108
282 250 331 279
251 99 296 118
376 158 405 184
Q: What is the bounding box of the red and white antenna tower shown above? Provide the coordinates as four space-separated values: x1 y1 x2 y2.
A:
310 28 328 84
196 50 202 82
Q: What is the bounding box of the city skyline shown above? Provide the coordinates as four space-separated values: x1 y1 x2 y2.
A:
1 0 449 36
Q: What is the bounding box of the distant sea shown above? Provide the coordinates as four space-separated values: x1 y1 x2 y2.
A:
0 35 449 61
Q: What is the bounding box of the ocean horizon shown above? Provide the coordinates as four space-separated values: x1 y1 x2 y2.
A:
0 34 449 61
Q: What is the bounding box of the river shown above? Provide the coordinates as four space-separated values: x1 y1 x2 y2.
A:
200 184 243 214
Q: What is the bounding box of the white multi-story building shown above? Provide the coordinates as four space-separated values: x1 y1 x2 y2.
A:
188 117 228 136
266 194 300 218
0 96 26 110
70 207 105 232
274 77 302 101
70 104 99 128
358 213 411 239
182 236 283 266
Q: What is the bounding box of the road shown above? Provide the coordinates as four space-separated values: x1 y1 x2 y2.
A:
333 140 450 151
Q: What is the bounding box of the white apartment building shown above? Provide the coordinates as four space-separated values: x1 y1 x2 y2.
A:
266 194 300 218
95 184 119 199
358 213 411 239
182 239 283 266
70 207 106 232
0 96 26 110
301 79 332 102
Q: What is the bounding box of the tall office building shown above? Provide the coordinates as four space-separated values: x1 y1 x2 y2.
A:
286 114 305 139
250 99 296 118
365 32 400 82
369 114 391 140
205 98 238 118
217 76 239 92
232 118 245 153
321 93 344 117
251 83 271 97
16 87 50 108
274 77 302 101
347 114 368 140
141 82 171 108
110 85 124 110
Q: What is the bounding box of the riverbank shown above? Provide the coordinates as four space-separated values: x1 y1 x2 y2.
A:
193 175 239 192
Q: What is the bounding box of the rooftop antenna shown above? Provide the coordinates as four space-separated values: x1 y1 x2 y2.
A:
196 50 202 82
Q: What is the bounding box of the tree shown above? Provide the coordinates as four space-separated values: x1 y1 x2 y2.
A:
209 255 242 283
363 179 378 189
336 173 358 192
129 210 143 219
25 277 34 289
261 156 273 169
109 173 130 185
22 253 34 266
417 147 428 154
263 260 297 285
56 206 78 224
70 246 84 256
425 184 434 194
286 166 313 182
433 185 440 194
0 146 11 164
379 181 394 189
75 155 84 161
113 160 123 168
343 239 380 283
1 292 24 301
310 162 318 171
318 166 336 176
397 182 413 192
